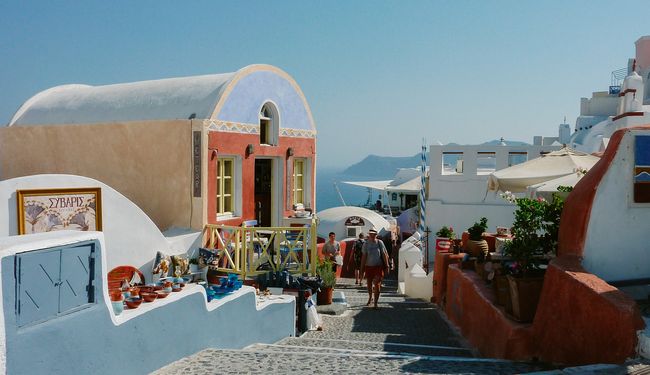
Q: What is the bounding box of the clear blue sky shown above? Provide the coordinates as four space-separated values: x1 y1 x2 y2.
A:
1 1 648 168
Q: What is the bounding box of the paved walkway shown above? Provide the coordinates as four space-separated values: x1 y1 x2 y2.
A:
153 278 551 374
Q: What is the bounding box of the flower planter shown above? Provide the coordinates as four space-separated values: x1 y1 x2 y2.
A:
507 274 544 323
465 239 489 258
435 237 452 253
317 287 333 305
493 274 512 314
474 261 487 280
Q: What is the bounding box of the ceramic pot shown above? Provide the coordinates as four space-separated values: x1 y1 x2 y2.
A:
125 297 142 309
140 292 158 302
465 239 489 258
109 289 123 302
111 301 124 315
317 287 333 305
507 275 545 323
493 274 512 313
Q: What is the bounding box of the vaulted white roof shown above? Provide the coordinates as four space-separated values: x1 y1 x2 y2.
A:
10 73 235 125
8 64 315 131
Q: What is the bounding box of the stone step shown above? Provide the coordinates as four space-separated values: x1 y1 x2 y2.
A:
272 337 474 358
152 347 544 374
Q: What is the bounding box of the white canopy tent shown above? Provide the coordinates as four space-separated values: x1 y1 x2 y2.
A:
487 148 599 193
340 180 392 190
385 176 421 193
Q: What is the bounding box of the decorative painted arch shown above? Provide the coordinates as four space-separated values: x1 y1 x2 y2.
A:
210 65 316 133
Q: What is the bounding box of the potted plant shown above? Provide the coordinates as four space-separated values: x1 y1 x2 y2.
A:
500 191 566 322
316 258 336 305
435 226 455 253
465 217 489 257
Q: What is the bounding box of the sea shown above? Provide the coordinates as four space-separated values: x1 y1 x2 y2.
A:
315 167 394 211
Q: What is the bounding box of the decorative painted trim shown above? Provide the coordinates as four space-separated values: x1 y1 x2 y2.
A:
280 128 317 138
203 119 316 138
204 119 259 134
612 112 644 121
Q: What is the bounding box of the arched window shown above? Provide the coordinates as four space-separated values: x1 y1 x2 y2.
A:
259 102 279 146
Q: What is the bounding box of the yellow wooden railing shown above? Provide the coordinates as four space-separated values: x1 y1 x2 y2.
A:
202 218 318 278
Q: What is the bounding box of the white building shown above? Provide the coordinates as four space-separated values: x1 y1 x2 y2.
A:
424 141 560 264
571 36 650 153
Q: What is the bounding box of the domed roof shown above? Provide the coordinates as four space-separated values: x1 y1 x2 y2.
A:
316 206 391 240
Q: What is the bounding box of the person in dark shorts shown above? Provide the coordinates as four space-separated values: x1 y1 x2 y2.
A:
360 228 389 309
353 232 365 285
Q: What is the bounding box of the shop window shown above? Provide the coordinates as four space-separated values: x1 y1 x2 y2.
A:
217 157 235 216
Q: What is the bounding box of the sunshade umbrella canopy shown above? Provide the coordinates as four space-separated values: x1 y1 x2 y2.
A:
487 147 599 193
526 173 584 200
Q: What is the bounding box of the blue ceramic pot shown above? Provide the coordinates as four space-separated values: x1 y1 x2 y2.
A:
111 301 124 315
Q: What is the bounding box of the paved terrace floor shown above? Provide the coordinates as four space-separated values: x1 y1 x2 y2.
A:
153 278 557 374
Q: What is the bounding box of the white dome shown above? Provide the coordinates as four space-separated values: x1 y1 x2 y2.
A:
316 206 390 240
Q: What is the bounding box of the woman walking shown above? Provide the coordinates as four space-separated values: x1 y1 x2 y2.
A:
360 228 389 309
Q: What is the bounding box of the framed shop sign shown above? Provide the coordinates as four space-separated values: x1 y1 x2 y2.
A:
16 188 102 234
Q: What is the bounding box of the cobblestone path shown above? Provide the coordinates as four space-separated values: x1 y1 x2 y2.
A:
153 278 553 374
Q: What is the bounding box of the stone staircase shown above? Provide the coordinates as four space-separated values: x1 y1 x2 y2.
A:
153 278 553 374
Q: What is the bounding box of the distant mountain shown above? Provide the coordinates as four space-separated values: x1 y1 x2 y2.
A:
341 140 530 178
342 154 421 178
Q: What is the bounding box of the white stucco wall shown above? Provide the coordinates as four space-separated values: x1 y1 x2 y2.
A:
0 175 189 276
0 231 294 375
582 129 650 282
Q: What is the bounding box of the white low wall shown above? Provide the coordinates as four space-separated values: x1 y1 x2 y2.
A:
0 175 193 277
404 263 433 301
0 231 294 375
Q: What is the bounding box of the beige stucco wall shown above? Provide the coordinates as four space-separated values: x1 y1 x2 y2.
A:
0 120 194 231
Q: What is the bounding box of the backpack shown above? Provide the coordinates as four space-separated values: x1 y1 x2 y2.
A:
354 239 364 257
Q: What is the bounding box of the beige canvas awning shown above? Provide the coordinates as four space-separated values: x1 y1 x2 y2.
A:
487 147 599 193
526 173 583 200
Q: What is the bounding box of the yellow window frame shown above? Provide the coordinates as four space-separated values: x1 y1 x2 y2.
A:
217 158 235 216
293 159 305 205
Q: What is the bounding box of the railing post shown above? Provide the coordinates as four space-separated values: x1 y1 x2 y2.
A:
310 218 317 275
241 227 247 279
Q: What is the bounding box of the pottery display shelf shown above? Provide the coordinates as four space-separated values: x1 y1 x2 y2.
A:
108 285 292 325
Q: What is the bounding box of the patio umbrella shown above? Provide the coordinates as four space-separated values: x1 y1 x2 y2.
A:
487 147 599 193
526 173 584 200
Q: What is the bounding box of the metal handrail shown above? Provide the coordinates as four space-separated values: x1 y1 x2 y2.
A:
202 218 318 278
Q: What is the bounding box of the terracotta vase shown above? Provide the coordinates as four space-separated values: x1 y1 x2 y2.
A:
317 287 333 305
507 275 545 323
109 289 123 302
465 239 489 258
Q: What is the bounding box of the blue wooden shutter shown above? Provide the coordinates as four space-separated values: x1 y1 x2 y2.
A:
17 249 61 327
59 245 93 312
